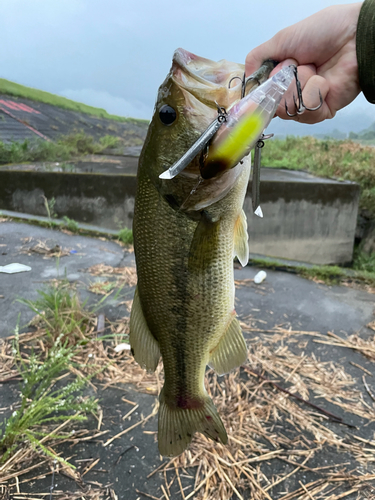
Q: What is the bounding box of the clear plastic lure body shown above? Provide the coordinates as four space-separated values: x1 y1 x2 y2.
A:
201 65 295 178
159 65 295 182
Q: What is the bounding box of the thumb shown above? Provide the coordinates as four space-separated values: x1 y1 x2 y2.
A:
245 36 283 76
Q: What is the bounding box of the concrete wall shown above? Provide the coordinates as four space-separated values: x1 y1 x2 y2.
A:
0 171 137 231
244 169 359 264
0 167 359 265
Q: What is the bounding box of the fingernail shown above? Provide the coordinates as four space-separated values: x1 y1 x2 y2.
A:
281 58 298 68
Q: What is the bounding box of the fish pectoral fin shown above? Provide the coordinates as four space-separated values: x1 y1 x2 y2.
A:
188 212 220 272
233 209 249 267
209 314 247 376
158 389 228 457
129 287 161 372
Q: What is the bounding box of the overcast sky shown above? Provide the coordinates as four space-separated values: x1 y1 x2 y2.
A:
1 0 373 132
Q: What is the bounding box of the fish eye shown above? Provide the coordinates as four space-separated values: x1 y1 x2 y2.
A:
159 104 177 126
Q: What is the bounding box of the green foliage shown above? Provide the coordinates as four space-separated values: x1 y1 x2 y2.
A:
0 327 97 466
0 132 126 165
0 77 148 124
42 195 57 226
99 135 121 149
118 227 133 244
0 138 70 164
261 136 375 217
63 216 79 233
298 265 345 284
352 248 375 273
58 132 98 154
18 280 90 343
249 257 375 287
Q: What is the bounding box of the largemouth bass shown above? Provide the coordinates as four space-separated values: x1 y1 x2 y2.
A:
130 49 275 457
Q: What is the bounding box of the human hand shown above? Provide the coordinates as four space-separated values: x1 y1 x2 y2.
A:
245 3 362 124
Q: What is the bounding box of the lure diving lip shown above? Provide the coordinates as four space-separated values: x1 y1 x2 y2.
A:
159 65 295 181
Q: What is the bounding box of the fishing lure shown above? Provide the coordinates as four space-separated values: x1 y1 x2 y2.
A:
160 64 322 217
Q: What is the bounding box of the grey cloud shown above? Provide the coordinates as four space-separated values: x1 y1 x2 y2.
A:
0 0 371 130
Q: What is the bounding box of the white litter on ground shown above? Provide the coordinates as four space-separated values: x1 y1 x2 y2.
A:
0 263 32 274
114 343 131 352
254 270 267 284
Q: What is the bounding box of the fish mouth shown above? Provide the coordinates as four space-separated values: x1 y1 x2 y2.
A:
173 48 241 86
171 48 244 110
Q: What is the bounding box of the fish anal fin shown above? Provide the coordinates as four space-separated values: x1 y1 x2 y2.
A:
233 209 249 267
158 389 228 457
209 314 247 376
129 287 161 372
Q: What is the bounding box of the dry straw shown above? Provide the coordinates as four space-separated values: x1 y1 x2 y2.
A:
1 269 375 499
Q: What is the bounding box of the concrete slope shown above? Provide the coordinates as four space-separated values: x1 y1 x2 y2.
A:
0 95 148 144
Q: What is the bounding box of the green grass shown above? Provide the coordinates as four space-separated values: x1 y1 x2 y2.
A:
298 265 346 284
0 78 147 125
62 216 79 233
0 273 130 468
261 136 375 217
353 248 375 273
249 257 375 287
0 279 103 465
0 132 121 165
0 330 97 466
19 280 90 344
99 135 121 149
118 227 133 245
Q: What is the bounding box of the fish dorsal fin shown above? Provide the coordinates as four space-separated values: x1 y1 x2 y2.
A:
129 287 161 372
208 313 247 376
233 209 249 267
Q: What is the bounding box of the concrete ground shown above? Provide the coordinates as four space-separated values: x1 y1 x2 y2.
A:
0 220 374 499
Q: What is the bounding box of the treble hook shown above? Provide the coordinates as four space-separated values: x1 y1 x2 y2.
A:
285 65 323 117
228 73 246 98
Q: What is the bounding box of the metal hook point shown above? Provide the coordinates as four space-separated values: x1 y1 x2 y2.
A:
303 89 323 112
286 67 324 116
285 96 297 117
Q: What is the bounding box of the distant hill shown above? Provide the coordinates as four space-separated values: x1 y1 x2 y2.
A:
270 93 375 140
349 121 375 142
0 79 148 146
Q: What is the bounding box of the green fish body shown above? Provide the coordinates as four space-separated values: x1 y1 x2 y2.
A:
130 49 273 457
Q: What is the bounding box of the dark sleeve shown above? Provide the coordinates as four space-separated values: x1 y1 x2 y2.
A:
357 0 375 103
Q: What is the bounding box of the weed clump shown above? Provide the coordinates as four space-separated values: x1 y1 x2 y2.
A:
353 248 375 273
99 135 121 149
62 216 79 233
58 132 98 154
0 133 124 165
0 325 97 466
118 227 133 245
298 265 345 284
18 280 91 344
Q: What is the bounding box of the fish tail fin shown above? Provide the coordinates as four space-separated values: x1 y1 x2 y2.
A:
158 389 228 457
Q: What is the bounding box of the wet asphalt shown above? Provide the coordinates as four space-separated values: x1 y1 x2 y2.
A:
0 220 374 499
